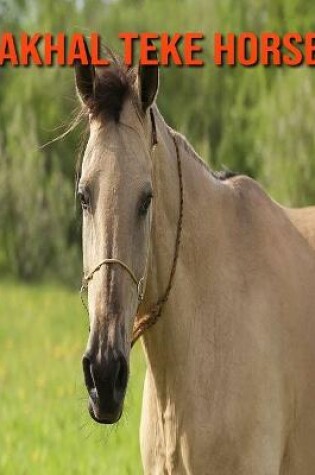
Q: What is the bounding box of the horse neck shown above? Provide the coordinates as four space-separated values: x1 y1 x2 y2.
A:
141 107 228 390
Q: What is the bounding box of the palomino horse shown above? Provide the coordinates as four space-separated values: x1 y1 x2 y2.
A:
75 47 315 474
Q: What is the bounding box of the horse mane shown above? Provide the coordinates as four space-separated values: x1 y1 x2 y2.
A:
169 126 238 182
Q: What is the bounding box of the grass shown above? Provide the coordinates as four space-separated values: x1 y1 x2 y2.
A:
0 281 145 475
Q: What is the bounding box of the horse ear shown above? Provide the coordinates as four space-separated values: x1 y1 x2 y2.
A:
138 40 159 112
74 39 95 105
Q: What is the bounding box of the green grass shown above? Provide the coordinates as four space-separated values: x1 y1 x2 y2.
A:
0 282 145 474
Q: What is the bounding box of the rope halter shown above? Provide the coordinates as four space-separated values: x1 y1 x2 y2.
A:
81 258 146 301
80 108 183 346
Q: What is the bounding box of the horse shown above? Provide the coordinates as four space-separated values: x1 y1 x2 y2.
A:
75 46 315 474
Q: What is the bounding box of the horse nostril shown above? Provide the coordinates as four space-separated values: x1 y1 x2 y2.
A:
82 354 95 391
83 351 128 407
115 354 128 395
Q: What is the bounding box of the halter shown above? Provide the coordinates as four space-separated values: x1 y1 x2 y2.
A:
81 258 146 301
80 108 184 346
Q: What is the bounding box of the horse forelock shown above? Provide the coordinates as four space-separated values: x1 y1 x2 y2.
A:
74 55 140 195
85 56 138 124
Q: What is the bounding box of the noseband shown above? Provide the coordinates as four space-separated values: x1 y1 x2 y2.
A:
80 108 184 346
81 258 146 301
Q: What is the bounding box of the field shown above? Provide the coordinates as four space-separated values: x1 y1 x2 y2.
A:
0 282 145 475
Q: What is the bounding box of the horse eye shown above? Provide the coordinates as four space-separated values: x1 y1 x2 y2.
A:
139 192 153 217
78 189 90 210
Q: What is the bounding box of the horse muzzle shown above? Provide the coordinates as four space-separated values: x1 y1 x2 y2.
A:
82 349 128 424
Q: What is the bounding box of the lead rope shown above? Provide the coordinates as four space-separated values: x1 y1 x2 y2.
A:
131 132 184 346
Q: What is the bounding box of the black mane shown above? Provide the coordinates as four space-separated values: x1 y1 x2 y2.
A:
211 169 239 181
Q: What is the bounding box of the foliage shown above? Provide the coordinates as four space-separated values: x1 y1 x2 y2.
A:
1 0 315 280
